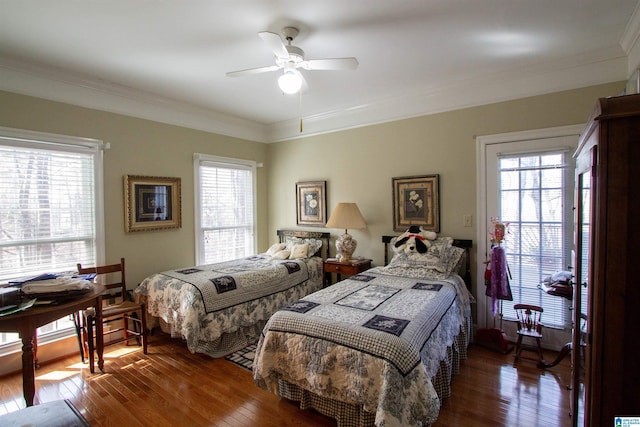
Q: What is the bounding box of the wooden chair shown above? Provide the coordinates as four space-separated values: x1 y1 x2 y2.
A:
513 303 545 367
76 258 147 370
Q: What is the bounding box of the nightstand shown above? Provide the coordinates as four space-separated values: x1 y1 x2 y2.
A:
323 258 372 287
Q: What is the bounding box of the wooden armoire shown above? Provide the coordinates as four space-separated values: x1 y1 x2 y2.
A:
572 94 640 426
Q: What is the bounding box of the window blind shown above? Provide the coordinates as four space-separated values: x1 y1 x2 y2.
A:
194 154 256 264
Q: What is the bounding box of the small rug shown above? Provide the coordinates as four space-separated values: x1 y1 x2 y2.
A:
224 342 257 371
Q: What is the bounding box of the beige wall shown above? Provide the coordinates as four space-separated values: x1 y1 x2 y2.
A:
0 90 269 286
267 82 624 296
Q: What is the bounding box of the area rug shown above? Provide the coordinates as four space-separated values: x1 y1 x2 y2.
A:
224 342 257 371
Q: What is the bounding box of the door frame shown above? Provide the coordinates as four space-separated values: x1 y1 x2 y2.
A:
475 124 583 335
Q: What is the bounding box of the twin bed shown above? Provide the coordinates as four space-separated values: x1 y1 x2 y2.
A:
253 235 473 427
135 230 473 427
134 230 330 357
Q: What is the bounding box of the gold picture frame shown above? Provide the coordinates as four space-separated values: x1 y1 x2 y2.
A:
296 181 327 226
392 174 440 232
124 175 182 232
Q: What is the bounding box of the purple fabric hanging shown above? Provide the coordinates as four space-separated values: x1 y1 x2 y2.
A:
487 245 513 316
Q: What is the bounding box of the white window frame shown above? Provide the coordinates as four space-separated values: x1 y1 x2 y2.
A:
193 154 257 265
476 125 582 350
0 126 105 354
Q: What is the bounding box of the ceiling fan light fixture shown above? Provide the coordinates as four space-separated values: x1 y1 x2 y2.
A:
278 70 302 94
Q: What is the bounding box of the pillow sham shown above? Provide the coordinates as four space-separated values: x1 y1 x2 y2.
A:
444 245 466 277
388 251 447 272
271 249 291 260
383 240 466 280
266 242 286 256
383 252 449 280
288 243 310 259
427 237 453 257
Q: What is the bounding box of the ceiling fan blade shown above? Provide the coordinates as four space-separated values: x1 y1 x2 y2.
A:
226 65 280 78
258 31 289 59
304 57 359 71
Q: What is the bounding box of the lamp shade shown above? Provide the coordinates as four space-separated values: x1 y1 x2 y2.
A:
326 203 367 230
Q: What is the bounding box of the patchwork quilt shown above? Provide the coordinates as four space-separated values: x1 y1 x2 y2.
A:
135 255 323 357
253 267 472 427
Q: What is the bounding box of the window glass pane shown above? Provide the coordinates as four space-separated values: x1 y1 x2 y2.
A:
541 168 562 187
519 168 540 190
501 170 519 190
500 191 519 222
541 189 563 221
520 190 540 222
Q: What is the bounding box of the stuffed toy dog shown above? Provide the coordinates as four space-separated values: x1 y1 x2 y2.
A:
393 225 437 254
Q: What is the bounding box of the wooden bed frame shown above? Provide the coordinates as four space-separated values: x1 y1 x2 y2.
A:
277 229 330 259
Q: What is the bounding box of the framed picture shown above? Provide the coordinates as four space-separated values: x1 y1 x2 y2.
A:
124 175 182 232
296 181 327 226
392 174 440 232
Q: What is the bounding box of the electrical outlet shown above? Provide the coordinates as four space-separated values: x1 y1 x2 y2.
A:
463 214 472 227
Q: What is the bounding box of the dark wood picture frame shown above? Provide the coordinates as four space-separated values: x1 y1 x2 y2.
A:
296 181 327 227
392 174 440 232
124 175 182 232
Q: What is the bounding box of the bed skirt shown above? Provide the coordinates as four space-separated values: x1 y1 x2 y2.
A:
155 316 266 358
274 315 472 427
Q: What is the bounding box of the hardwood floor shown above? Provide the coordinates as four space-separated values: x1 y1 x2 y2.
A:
0 332 576 426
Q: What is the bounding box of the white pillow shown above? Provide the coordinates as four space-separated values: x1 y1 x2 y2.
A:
266 242 286 256
271 249 291 260
289 243 310 259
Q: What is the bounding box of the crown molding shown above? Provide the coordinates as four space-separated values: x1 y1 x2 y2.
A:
621 0 640 74
0 48 630 144
0 58 268 143
268 51 628 141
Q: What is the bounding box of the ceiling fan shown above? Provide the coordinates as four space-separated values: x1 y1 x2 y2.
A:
226 26 359 94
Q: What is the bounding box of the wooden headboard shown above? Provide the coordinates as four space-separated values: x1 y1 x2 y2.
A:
381 235 473 290
277 230 331 259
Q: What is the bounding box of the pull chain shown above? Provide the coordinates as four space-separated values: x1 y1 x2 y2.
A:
298 88 303 133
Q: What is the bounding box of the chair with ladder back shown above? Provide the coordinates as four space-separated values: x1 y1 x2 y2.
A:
513 303 545 367
76 258 147 370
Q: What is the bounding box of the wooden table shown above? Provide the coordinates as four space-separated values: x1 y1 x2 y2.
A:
0 284 104 406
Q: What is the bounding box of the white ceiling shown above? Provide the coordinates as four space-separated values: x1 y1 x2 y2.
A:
0 1 638 142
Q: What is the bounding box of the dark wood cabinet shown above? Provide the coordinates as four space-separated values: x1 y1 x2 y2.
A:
572 94 640 426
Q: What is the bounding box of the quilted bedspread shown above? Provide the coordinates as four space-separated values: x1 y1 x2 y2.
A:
135 255 323 357
253 266 472 427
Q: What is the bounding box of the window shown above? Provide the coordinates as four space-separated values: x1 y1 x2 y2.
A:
0 127 104 348
193 154 256 265
497 151 573 328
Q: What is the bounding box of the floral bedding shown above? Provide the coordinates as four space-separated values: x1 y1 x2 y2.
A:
134 255 324 357
253 266 472 427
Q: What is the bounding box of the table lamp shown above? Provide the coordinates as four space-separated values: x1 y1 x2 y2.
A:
325 202 367 261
